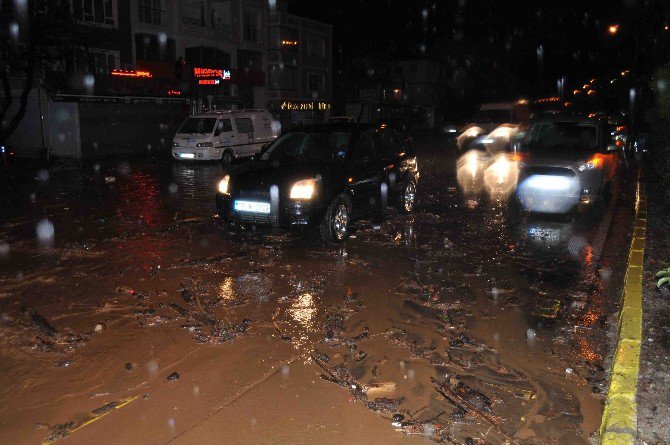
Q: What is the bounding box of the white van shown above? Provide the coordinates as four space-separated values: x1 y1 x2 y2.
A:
172 109 279 163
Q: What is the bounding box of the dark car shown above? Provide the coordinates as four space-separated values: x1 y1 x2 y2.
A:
1 143 15 168
215 123 419 242
515 115 622 213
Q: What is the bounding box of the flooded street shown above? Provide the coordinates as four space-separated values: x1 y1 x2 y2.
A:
0 134 635 444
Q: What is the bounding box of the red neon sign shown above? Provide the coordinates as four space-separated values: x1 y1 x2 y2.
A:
198 79 220 85
193 67 231 80
167 90 182 96
111 69 152 78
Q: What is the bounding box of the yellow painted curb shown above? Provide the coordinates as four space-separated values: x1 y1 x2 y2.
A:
599 179 646 444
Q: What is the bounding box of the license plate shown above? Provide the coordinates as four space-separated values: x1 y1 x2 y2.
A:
234 200 271 214
179 153 195 159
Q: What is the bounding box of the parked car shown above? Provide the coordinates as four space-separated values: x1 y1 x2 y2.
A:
215 123 419 242
172 109 279 163
457 101 529 151
515 115 622 214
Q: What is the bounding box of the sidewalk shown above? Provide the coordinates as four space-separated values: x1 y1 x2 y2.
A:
637 142 670 444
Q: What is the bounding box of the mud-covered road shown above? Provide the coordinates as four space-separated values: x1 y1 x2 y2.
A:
0 134 637 444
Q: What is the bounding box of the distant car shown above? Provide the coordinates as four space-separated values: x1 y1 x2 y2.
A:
172 109 279 163
457 101 529 151
215 123 419 242
0 143 15 167
328 116 356 124
515 116 622 213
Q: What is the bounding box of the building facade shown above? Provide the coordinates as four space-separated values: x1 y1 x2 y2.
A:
266 10 332 128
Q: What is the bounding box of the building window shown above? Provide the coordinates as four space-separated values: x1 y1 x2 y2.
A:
244 9 259 43
308 36 325 58
269 64 297 90
135 33 176 62
73 0 115 26
183 1 205 27
138 0 163 25
308 73 323 94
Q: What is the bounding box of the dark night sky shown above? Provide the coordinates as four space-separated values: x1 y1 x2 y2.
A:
289 0 669 92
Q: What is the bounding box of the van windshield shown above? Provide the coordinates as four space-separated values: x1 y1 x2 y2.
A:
476 109 513 123
178 118 218 135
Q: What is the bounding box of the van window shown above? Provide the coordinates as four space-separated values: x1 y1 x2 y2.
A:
235 118 254 134
214 119 232 136
179 117 218 134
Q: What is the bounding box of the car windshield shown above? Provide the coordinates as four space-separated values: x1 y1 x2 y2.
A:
476 109 512 123
261 131 352 161
178 118 217 135
522 121 599 151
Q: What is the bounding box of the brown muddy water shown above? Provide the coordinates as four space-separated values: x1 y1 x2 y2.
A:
0 136 635 444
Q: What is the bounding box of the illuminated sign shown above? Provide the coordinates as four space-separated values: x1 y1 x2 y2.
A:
111 69 152 78
281 40 298 46
193 67 231 80
198 79 220 85
280 101 331 111
167 90 182 96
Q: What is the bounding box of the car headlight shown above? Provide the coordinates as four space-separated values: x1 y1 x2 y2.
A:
290 178 316 200
578 157 601 172
218 175 230 194
196 142 213 147
172 141 180 147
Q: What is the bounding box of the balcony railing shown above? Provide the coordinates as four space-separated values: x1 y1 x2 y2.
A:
138 6 165 26
183 16 205 27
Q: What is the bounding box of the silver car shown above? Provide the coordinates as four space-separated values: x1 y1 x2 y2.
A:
515 117 621 214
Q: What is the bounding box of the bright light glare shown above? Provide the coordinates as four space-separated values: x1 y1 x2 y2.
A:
488 125 516 141
463 127 483 138
456 150 485 195
218 175 230 194
483 154 519 197
290 179 316 200
523 175 571 191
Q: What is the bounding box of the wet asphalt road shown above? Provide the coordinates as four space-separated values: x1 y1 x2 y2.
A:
0 134 636 444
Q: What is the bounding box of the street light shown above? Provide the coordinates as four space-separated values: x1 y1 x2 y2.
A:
608 24 619 35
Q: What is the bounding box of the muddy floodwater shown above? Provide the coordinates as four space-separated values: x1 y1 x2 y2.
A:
0 135 635 444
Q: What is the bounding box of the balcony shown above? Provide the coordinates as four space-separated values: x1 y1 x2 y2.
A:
138 6 165 26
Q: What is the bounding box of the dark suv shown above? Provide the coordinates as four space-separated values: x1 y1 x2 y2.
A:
215 123 419 242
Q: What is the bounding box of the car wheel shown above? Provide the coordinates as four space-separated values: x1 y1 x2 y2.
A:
222 150 234 164
398 181 416 214
320 195 351 243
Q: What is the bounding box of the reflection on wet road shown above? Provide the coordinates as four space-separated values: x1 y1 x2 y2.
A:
0 136 633 444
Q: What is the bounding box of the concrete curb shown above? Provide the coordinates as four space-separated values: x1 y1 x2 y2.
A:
599 177 646 445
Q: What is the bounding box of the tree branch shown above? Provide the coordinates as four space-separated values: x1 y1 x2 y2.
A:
0 70 13 124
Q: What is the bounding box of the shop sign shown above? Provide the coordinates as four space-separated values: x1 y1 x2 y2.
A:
280 101 331 111
193 67 231 80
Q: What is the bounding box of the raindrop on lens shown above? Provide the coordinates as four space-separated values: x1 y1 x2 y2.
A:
36 169 49 182
281 364 289 378
168 183 178 194
0 241 9 257
36 219 55 246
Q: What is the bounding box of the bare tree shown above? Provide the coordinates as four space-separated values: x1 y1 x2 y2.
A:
0 0 74 145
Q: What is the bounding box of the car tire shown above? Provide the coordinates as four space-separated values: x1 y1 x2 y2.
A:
222 150 234 165
320 194 352 243
398 181 416 214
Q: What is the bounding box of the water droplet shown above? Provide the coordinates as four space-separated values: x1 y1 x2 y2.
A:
147 360 159 375
36 219 55 246
281 364 289 378
36 169 49 182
